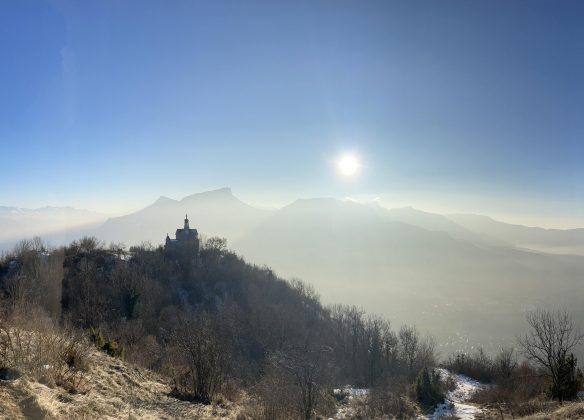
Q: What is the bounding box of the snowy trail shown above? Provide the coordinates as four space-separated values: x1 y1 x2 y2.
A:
330 369 487 420
426 368 489 420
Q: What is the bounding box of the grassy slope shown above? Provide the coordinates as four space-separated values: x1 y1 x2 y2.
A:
0 349 241 420
477 401 584 419
520 402 584 419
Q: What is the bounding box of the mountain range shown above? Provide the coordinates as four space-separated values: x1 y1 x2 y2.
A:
2 188 584 355
94 188 270 246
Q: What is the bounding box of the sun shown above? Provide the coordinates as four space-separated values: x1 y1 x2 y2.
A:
337 154 360 177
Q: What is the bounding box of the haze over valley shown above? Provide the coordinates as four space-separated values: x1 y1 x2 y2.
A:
3 188 583 357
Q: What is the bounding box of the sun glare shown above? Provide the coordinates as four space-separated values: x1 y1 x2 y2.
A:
337 154 360 177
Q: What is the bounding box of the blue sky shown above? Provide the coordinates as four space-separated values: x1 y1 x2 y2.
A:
1 1 583 226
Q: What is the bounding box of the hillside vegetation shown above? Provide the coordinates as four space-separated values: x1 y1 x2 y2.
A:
0 344 240 419
1 235 582 419
0 236 439 419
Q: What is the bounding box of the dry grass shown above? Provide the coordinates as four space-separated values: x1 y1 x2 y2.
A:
0 348 243 419
519 402 584 419
0 315 243 419
0 320 91 393
476 399 584 419
479 401 584 419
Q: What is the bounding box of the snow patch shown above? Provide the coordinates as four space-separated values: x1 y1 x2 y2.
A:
330 386 369 419
425 368 489 420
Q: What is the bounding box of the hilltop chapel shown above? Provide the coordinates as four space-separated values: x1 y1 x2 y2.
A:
165 215 200 255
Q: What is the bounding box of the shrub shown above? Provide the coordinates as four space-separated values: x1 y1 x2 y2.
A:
168 313 227 404
492 347 517 384
366 383 418 419
101 339 124 358
220 379 241 402
444 348 494 383
89 328 105 348
90 328 125 358
470 362 551 418
0 319 90 393
415 367 445 409
550 353 583 401
250 369 297 419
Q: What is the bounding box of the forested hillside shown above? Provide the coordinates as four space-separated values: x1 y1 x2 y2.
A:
1 236 583 418
0 236 439 418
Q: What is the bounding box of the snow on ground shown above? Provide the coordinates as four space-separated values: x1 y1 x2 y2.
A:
332 386 369 400
330 369 487 420
338 387 369 397
330 386 369 419
426 368 489 420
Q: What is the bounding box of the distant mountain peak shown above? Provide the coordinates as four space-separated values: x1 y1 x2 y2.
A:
389 206 430 215
180 187 234 202
153 196 176 205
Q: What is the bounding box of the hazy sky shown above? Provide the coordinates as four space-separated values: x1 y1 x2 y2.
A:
1 1 583 226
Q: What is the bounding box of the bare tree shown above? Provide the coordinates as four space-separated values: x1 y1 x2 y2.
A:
200 237 228 268
203 237 227 253
399 325 419 374
494 347 517 381
169 312 227 403
415 335 438 372
518 309 584 401
270 344 333 420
